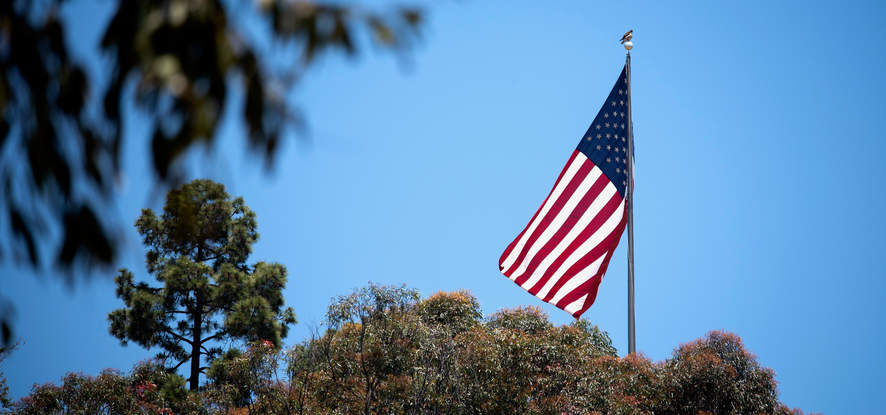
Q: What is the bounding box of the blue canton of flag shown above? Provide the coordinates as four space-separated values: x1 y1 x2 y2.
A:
577 66 630 197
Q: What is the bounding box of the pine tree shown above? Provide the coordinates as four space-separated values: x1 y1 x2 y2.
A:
108 179 296 390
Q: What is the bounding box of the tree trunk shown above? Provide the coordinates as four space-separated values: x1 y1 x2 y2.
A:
190 247 204 391
190 307 202 391
364 384 372 415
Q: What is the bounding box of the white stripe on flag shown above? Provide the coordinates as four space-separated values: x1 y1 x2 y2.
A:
564 294 589 315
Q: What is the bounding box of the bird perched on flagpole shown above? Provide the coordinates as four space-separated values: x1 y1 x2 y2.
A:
620 30 633 44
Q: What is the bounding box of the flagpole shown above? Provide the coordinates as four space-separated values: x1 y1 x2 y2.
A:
623 36 636 355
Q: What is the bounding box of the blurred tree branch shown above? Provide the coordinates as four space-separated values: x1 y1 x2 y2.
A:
0 0 427 345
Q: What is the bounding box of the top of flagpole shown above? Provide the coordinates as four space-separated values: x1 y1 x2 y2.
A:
620 29 634 54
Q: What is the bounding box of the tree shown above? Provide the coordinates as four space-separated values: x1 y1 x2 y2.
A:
12 360 200 415
315 283 423 414
108 179 297 390
657 330 780 415
415 290 483 335
0 343 13 410
1 0 426 346
206 340 284 412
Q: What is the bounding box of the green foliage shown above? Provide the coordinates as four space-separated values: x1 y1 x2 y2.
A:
205 341 284 412
0 0 425 272
326 283 421 328
487 305 553 334
657 330 780 415
0 0 426 346
415 290 482 335
317 283 424 414
108 179 296 390
569 318 619 357
12 360 201 415
279 289 801 415
18 285 813 414
0 344 12 410
571 354 662 415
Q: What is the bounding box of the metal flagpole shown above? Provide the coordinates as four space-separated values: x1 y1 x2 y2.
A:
623 34 636 355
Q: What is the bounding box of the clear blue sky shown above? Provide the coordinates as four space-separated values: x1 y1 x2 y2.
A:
4 0 886 413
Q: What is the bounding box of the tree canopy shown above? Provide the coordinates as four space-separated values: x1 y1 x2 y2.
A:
108 179 296 391
10 283 817 414
205 284 804 415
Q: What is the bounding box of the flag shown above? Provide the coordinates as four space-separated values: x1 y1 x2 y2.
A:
499 66 631 318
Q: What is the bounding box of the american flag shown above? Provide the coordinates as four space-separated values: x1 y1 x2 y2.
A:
499 66 631 318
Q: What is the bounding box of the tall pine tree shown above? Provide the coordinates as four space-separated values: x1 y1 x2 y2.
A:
108 179 296 390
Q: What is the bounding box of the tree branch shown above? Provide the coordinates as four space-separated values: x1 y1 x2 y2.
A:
163 328 194 346
200 332 223 344
171 355 190 371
